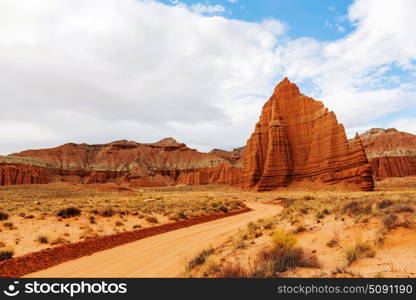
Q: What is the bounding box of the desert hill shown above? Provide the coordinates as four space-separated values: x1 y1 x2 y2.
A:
359 128 416 179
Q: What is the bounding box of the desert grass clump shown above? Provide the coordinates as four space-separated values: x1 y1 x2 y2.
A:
216 263 251 278
252 245 319 277
326 237 339 248
100 207 116 217
3 222 14 228
247 221 259 232
145 215 158 224
50 237 69 246
168 211 187 221
378 200 393 209
293 224 307 234
36 233 50 244
186 247 215 272
270 229 297 249
260 217 275 230
57 207 81 218
240 228 319 277
232 231 247 249
383 214 398 230
342 201 371 216
0 211 9 221
202 256 221 276
345 241 375 265
0 246 14 262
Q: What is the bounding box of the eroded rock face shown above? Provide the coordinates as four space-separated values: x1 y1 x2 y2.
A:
209 147 244 166
177 165 242 186
0 139 231 187
0 164 51 185
359 128 416 179
242 78 374 191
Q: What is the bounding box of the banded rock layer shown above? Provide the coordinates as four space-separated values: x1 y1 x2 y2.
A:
0 139 232 186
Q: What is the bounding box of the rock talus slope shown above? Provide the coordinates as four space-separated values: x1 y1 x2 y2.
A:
242 78 374 191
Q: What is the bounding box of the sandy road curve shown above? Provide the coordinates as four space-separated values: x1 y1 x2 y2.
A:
26 202 281 278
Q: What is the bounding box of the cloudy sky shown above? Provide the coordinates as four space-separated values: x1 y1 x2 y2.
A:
0 0 415 154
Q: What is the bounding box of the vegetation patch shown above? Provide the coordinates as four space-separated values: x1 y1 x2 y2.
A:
57 207 81 218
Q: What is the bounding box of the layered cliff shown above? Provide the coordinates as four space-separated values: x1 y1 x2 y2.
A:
209 147 244 166
242 78 374 191
359 128 416 179
1 138 232 186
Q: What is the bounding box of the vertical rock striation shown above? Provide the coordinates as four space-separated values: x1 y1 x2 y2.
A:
242 78 374 191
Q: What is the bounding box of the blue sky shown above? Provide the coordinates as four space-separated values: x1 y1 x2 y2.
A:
0 0 415 153
161 0 354 40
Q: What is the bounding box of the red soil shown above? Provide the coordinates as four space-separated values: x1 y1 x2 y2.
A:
0 208 251 278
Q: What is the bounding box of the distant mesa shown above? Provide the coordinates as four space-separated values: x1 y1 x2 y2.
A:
358 128 416 179
9 77 416 191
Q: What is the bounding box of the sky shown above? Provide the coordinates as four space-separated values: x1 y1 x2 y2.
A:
0 0 415 154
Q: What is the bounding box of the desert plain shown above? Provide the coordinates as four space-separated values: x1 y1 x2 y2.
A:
1 177 416 278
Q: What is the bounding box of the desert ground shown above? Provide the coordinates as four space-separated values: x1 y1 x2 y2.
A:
2 177 416 277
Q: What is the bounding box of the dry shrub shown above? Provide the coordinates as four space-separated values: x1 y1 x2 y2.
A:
343 201 372 216
0 211 9 221
100 207 116 217
252 245 319 277
383 214 398 230
378 200 393 209
50 237 69 246
0 246 14 262
36 234 50 244
270 229 297 249
345 242 375 265
57 207 81 218
186 247 215 271
326 237 339 248
216 263 251 278
293 225 307 234
145 215 158 223
232 231 247 249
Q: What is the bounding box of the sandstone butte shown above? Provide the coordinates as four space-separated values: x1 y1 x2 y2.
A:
358 128 416 179
242 77 374 191
0 78 376 191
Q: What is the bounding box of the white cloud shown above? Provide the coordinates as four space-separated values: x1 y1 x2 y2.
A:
387 118 416 135
189 4 225 15
170 1 226 16
0 0 285 154
0 0 415 155
278 0 416 128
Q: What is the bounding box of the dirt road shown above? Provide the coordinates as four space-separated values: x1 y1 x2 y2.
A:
26 202 281 278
